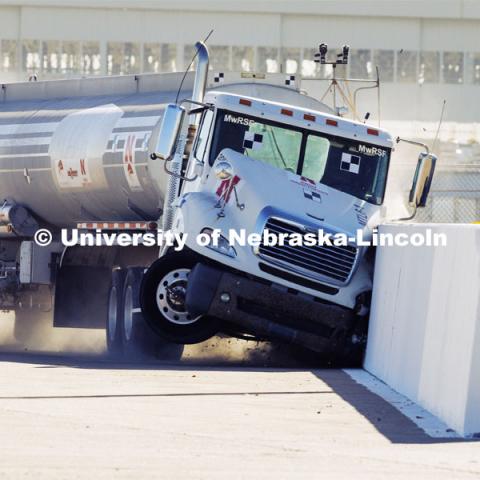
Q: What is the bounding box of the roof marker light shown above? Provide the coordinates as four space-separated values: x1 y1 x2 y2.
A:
239 98 251 106
367 128 379 136
326 119 338 127
304 114 316 121
281 108 293 116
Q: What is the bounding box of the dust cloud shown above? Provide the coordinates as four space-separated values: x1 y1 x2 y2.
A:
180 337 306 367
0 311 304 367
0 311 105 355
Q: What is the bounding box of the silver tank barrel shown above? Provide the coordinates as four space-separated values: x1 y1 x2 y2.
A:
0 72 194 228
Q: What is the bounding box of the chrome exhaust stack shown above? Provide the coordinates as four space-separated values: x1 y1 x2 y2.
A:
191 41 210 107
184 41 209 159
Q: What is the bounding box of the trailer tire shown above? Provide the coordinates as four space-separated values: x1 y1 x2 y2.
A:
121 267 154 356
121 267 184 360
106 269 126 356
140 251 220 344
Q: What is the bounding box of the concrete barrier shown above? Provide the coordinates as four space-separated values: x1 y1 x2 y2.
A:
364 223 480 437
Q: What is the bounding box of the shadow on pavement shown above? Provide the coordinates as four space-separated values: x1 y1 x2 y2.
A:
313 369 478 445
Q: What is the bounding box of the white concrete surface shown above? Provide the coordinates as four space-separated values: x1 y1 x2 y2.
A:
365 223 480 437
0 352 479 479
345 368 462 438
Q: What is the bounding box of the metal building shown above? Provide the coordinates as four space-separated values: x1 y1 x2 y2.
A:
0 1 479 121
0 0 479 222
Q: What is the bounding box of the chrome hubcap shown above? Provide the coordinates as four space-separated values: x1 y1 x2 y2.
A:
156 268 199 325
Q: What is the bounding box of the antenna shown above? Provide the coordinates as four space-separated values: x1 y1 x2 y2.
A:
432 100 446 153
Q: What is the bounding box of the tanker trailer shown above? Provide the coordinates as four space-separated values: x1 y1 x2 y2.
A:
0 72 182 350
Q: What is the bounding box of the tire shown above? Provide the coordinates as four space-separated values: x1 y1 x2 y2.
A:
121 267 154 355
140 251 220 344
106 269 126 355
121 267 185 360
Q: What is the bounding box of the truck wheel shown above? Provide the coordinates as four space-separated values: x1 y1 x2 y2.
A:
122 267 184 359
140 251 219 344
121 267 151 355
106 269 126 355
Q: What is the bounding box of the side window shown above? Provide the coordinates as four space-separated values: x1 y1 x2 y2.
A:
194 109 214 162
302 135 330 181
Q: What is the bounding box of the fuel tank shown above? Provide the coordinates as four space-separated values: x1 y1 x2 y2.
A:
0 73 189 227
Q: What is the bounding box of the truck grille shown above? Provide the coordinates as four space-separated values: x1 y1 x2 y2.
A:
257 217 358 286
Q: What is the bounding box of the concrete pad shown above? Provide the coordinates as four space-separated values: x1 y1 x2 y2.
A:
0 352 479 479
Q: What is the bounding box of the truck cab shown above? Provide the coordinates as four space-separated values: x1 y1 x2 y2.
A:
179 91 393 311
140 43 435 362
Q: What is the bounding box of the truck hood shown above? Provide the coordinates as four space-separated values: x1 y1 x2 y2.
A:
204 149 380 238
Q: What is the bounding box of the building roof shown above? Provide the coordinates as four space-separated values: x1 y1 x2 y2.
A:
0 0 479 20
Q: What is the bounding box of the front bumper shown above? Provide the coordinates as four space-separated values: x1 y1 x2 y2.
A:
185 263 363 356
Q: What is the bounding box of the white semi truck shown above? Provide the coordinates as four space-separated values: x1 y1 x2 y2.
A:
0 42 436 362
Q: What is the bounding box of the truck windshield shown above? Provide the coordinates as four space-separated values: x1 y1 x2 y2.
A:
209 109 390 205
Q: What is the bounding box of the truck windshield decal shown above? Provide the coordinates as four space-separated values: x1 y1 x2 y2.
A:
340 153 361 174
223 114 254 126
210 109 390 205
242 131 263 150
358 144 387 157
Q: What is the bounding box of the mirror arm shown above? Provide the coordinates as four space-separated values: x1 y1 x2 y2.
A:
149 152 199 182
396 136 430 155
393 204 417 222
163 157 199 182
179 98 214 115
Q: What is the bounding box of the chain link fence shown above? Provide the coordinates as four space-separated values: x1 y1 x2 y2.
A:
387 140 480 224
415 167 480 223
416 141 480 223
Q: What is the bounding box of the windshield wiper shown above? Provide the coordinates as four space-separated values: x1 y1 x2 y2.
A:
269 128 288 168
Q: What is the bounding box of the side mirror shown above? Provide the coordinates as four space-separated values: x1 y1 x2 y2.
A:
151 103 185 160
409 152 437 208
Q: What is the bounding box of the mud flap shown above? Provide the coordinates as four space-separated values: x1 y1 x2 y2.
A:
54 265 111 328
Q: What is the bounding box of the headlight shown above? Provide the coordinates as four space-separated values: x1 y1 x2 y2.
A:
201 228 236 258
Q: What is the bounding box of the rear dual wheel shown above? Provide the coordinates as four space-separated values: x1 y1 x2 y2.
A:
106 267 183 359
106 269 126 355
121 267 157 356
